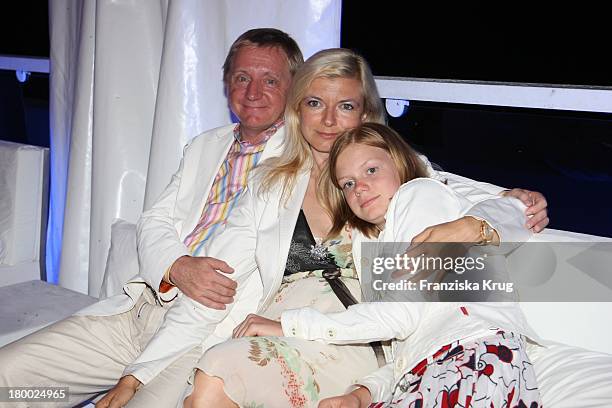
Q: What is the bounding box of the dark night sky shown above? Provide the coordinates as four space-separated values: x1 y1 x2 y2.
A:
0 3 49 57
1 4 610 86
341 4 611 87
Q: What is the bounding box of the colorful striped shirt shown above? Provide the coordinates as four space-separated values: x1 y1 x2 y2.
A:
182 120 283 256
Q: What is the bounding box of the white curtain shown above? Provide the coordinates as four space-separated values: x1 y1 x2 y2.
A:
48 0 341 296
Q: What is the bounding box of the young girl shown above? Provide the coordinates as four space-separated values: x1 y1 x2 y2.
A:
278 123 542 407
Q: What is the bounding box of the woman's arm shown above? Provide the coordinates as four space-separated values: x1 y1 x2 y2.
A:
318 364 396 407
420 153 549 232
318 386 373 408
398 179 532 249
281 302 423 344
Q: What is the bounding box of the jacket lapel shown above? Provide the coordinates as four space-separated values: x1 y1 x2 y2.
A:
260 168 311 306
181 126 235 237
259 126 286 162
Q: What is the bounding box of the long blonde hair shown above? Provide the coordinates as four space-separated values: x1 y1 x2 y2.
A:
259 48 386 201
324 123 428 238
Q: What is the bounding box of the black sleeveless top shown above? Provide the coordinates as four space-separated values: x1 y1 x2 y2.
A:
284 210 339 276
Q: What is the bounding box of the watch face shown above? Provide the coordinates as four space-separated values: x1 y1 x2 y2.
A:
479 220 494 244
485 223 495 240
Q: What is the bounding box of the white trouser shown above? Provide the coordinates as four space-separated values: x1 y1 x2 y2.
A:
0 288 201 408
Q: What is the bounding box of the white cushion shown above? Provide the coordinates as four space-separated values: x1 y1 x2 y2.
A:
0 280 96 347
99 219 139 299
529 342 612 407
0 262 40 288
0 141 48 266
509 229 612 354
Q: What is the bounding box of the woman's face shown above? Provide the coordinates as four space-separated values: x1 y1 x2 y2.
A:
298 76 365 155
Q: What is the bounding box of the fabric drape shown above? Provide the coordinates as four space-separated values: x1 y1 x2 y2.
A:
48 0 341 296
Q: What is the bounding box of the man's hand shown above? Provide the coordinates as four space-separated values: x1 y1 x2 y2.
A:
502 188 549 232
318 387 372 408
96 375 141 408
232 314 283 338
169 255 236 309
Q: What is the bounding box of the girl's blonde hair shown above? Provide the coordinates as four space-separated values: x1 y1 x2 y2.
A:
259 48 386 201
323 122 428 238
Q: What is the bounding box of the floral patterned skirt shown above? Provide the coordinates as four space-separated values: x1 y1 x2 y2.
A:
374 332 541 408
196 271 380 408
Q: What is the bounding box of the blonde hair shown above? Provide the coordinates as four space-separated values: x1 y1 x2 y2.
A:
259 48 386 201
323 122 428 238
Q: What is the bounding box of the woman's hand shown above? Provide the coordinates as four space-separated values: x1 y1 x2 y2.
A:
502 188 549 232
318 387 372 408
95 375 141 408
393 217 496 281
232 314 283 338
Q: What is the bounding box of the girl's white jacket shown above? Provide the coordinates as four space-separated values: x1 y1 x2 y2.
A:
281 178 541 402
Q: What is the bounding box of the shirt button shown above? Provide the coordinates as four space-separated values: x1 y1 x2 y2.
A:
396 358 404 369
291 327 296 336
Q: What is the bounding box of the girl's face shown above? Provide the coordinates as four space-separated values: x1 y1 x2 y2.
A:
335 143 402 229
299 76 365 156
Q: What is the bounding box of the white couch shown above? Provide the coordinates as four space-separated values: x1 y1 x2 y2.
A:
1 139 610 405
99 219 612 406
0 141 96 347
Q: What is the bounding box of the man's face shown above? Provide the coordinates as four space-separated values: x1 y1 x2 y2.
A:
227 45 292 141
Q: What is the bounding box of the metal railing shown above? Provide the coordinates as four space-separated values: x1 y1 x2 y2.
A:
0 55 49 82
376 76 612 116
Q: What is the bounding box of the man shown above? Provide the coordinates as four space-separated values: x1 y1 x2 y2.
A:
0 28 303 408
0 28 548 408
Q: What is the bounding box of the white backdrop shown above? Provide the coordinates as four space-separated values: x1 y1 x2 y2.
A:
48 0 341 295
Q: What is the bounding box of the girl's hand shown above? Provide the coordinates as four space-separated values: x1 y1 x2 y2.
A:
392 217 491 281
232 314 283 338
95 375 141 408
318 387 372 408
411 216 498 245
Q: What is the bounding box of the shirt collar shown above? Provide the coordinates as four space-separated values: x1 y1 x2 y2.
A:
234 119 285 146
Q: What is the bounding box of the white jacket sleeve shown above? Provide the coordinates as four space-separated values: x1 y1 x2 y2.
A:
466 197 532 249
438 170 506 197
391 179 530 257
136 142 192 293
418 154 529 244
389 179 463 242
354 363 395 403
419 153 506 197
281 302 423 344
124 181 261 384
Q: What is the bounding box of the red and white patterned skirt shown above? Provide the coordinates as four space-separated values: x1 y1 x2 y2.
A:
372 331 541 408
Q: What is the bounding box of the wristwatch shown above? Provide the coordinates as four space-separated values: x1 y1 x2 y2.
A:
477 219 495 245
